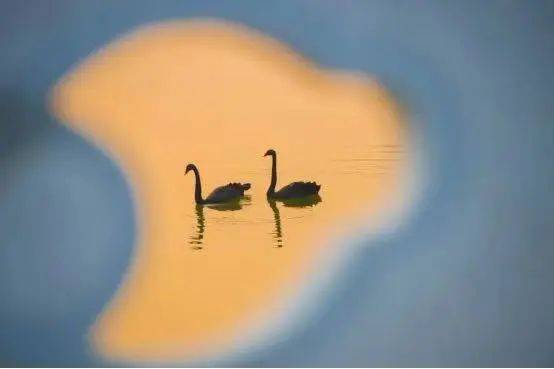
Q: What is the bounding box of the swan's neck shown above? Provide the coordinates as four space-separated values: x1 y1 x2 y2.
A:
267 154 277 196
192 168 204 204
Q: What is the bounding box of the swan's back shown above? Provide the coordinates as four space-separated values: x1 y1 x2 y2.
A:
205 182 250 203
274 181 320 199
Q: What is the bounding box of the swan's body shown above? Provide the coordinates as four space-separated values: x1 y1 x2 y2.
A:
185 164 250 205
271 182 321 199
203 183 251 203
264 149 321 199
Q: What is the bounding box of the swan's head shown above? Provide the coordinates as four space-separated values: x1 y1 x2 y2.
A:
263 149 276 157
185 163 196 175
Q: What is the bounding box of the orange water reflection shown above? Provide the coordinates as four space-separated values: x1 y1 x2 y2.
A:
51 20 408 362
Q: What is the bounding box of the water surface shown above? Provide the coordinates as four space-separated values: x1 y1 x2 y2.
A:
51 20 408 362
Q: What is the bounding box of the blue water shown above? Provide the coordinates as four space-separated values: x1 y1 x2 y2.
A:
1 1 553 366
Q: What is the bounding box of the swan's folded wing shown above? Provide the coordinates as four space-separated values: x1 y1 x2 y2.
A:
205 184 247 203
276 181 321 198
227 182 251 191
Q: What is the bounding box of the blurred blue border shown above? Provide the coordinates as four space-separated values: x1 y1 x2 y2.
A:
1 1 553 366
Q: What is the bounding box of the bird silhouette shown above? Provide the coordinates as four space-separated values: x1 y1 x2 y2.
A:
263 149 321 200
185 163 250 204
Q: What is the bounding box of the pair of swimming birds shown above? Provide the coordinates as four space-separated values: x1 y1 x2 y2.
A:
185 149 321 205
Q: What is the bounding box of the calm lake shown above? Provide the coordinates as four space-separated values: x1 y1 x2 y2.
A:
51 20 408 362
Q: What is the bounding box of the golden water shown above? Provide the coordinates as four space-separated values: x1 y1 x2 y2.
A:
51 20 408 363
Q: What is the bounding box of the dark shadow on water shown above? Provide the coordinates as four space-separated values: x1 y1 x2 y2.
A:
188 196 251 250
268 199 284 248
268 195 322 248
189 205 206 250
280 194 322 208
206 194 251 211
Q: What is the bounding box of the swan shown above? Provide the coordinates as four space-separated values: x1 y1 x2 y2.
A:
263 149 321 199
185 163 251 204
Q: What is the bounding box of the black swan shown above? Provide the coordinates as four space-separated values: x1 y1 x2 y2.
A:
263 149 321 199
185 163 250 204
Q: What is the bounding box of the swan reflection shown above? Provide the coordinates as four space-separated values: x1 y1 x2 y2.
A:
188 196 251 250
268 195 322 248
280 194 322 208
189 205 206 250
268 199 283 248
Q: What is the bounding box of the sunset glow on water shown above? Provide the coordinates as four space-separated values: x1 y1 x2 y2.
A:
51 20 409 363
